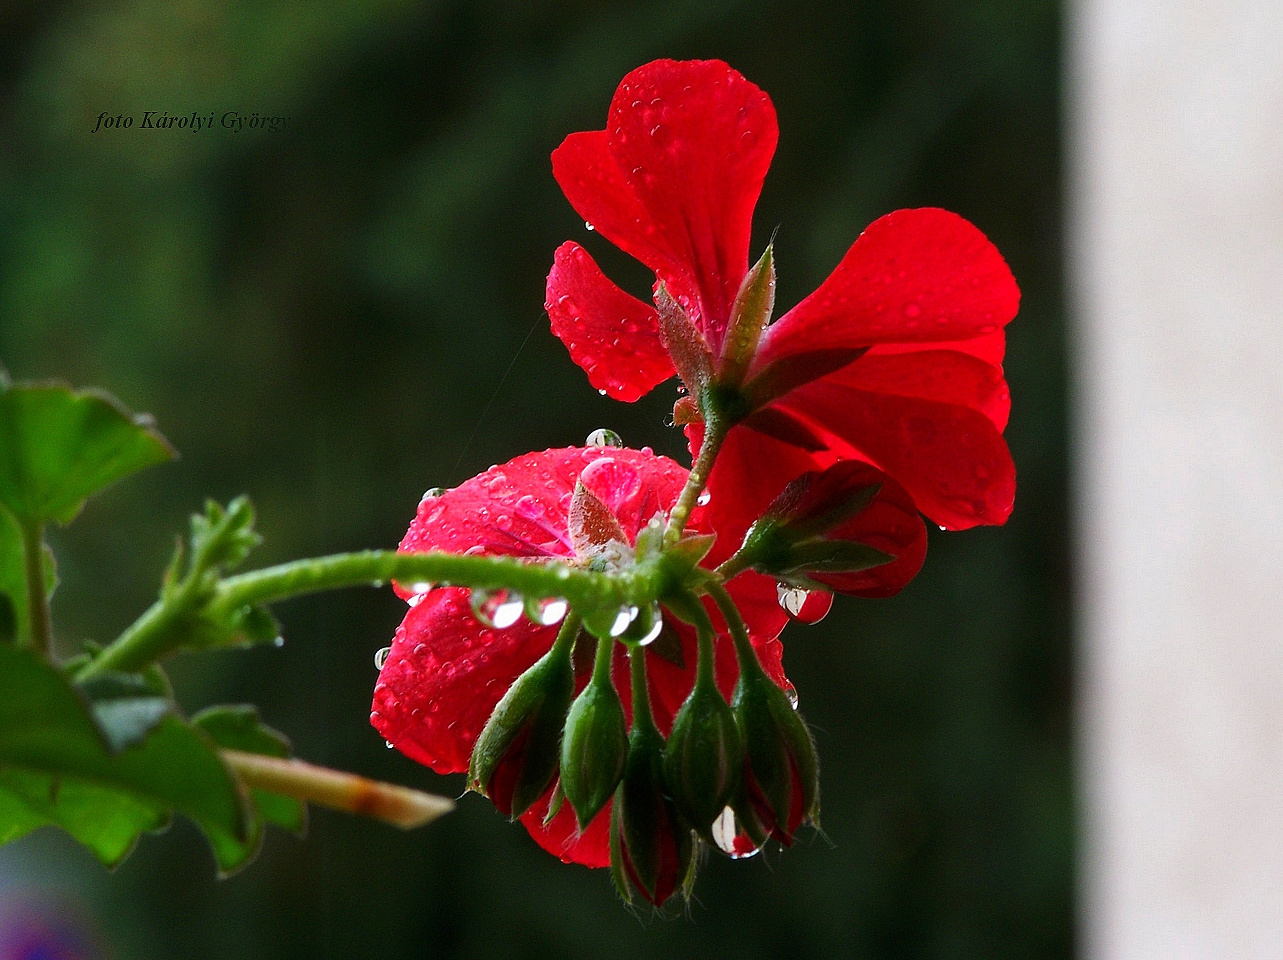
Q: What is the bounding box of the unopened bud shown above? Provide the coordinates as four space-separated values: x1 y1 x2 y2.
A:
560 671 628 829
468 644 574 819
733 672 819 845
663 682 744 839
610 729 695 906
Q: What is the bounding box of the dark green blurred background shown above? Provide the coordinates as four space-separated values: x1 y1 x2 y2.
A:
0 1 1069 957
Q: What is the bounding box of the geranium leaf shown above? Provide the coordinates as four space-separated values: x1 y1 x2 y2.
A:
78 672 176 754
193 706 307 836
0 647 252 872
0 381 175 527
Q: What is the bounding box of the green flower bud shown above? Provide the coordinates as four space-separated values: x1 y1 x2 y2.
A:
609 727 695 907
663 681 743 839
468 643 574 819
733 672 820 845
560 670 628 829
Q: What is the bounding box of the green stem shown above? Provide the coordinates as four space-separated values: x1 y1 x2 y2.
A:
628 645 657 738
714 552 752 583
665 416 727 546
551 611 582 659
704 579 766 682
590 625 614 685
78 550 633 681
20 522 51 660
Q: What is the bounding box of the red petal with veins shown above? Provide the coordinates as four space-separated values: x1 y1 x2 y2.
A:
835 349 1011 431
552 60 777 346
545 243 674 402
776 380 1016 530
750 208 1019 379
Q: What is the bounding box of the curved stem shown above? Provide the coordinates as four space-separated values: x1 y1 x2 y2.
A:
221 749 453 829
79 550 632 682
628 645 657 739
664 416 726 546
703 579 767 682
590 625 615 685
713 552 752 583
21 522 51 660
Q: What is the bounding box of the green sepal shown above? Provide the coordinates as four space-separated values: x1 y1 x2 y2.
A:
663 682 743 839
560 665 628 829
656 285 713 398
467 642 574 819
717 245 775 388
193 705 307 836
0 381 174 527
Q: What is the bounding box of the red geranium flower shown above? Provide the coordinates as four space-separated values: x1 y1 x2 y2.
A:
370 446 789 867
545 59 1018 589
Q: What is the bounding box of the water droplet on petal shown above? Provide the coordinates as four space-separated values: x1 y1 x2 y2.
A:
584 221 595 231
374 646 391 669
598 388 608 396
471 588 525 629
902 302 922 319
586 427 624 448
696 490 711 506
385 739 395 749
421 487 446 502
777 583 833 624
712 806 763 859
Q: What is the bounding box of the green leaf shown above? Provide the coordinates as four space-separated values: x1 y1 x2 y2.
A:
0 507 58 647
193 706 306 836
0 381 175 526
78 672 175 753
0 647 252 872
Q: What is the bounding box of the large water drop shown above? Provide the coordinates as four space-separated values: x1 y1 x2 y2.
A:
711 807 763 860
471 588 525 629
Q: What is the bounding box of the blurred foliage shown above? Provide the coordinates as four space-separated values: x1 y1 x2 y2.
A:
0 0 1069 957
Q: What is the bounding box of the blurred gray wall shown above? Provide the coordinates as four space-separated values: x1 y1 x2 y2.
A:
1071 0 1283 955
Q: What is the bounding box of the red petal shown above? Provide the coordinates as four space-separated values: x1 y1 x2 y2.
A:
751 208 1019 378
553 60 778 346
372 589 560 773
777 381 1016 530
545 242 674 402
606 60 777 344
520 789 612 868
835 349 1011 430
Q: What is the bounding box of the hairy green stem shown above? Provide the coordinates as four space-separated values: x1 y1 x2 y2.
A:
79 550 638 681
703 579 766 682
628 645 657 738
665 416 726 546
591 625 614 685
713 551 752 584
21 522 51 660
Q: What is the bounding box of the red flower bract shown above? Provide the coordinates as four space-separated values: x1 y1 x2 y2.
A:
546 59 1019 584
371 446 789 867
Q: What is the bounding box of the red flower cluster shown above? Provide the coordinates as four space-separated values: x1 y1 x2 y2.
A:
372 57 1019 906
371 447 787 867
546 58 1018 589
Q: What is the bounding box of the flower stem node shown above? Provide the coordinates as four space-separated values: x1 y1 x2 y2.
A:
733 671 820 846
663 681 744 841
560 652 628 828
467 633 575 820
610 726 695 907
